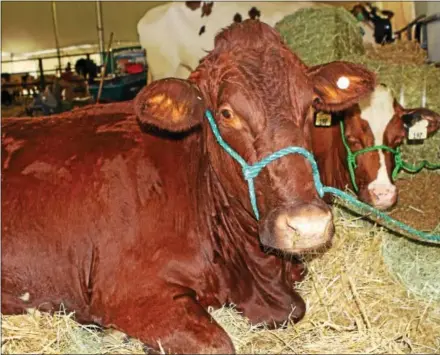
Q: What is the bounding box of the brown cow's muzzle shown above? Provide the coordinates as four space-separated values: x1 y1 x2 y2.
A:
259 200 334 254
358 185 398 211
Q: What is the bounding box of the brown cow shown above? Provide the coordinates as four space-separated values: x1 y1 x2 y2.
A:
1 20 375 354
311 84 440 210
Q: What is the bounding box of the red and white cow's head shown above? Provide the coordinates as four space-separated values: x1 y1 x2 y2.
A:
341 84 440 210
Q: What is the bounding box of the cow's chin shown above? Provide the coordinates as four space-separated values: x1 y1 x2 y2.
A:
261 237 333 256
258 201 335 255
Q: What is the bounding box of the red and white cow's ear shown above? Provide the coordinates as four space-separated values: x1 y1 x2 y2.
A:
307 61 376 112
401 107 440 137
134 78 205 132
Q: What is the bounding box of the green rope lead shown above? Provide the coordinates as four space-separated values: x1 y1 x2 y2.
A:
339 120 440 192
205 110 440 244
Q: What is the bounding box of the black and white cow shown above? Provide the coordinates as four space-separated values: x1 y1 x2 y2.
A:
351 3 395 44
138 1 377 81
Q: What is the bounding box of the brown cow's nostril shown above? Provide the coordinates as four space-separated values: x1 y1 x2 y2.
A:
285 219 302 244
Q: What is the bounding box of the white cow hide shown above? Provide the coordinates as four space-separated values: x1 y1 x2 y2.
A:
138 1 374 81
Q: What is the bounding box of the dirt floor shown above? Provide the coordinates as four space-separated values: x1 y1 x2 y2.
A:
390 172 440 232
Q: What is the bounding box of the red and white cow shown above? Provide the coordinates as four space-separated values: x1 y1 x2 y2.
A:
137 1 376 81
311 84 440 210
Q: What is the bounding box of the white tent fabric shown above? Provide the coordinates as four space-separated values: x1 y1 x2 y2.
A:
1 1 164 55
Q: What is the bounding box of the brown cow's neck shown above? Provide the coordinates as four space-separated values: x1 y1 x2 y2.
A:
196 161 297 310
198 162 258 254
311 122 352 194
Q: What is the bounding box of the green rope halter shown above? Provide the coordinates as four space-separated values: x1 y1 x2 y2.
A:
204 110 440 243
339 120 440 192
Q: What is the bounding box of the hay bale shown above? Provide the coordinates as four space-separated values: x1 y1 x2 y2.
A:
382 149 440 302
364 40 428 65
382 237 440 300
342 55 440 111
275 7 365 66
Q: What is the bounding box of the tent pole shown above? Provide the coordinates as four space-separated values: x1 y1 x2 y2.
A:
96 0 105 66
51 1 62 75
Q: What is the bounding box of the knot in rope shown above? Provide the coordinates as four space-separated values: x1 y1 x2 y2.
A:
347 153 357 168
394 148 403 166
243 165 259 181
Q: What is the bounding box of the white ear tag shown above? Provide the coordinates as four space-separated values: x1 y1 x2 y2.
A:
408 119 428 140
336 76 350 90
315 112 332 127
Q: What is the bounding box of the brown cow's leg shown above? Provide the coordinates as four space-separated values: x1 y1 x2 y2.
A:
102 294 235 354
237 286 306 329
225 252 307 328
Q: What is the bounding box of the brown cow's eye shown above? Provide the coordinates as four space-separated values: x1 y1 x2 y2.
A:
220 109 233 119
346 136 361 145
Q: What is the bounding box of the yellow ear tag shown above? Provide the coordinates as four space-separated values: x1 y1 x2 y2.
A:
315 112 332 127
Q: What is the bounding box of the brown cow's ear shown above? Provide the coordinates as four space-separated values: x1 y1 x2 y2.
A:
134 78 205 132
401 107 440 137
307 61 376 112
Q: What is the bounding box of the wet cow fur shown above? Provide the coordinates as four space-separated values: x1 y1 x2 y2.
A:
311 84 440 210
2 21 376 354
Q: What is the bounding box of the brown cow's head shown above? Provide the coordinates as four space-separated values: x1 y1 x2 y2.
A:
339 84 440 210
134 20 376 254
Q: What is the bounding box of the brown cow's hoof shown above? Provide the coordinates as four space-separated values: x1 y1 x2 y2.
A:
240 288 306 329
289 291 306 323
269 290 306 328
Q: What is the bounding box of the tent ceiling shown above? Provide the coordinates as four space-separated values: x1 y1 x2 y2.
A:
1 1 165 54
1 1 359 55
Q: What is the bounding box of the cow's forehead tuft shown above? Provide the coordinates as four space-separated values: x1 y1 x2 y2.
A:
233 13 242 23
248 7 261 20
